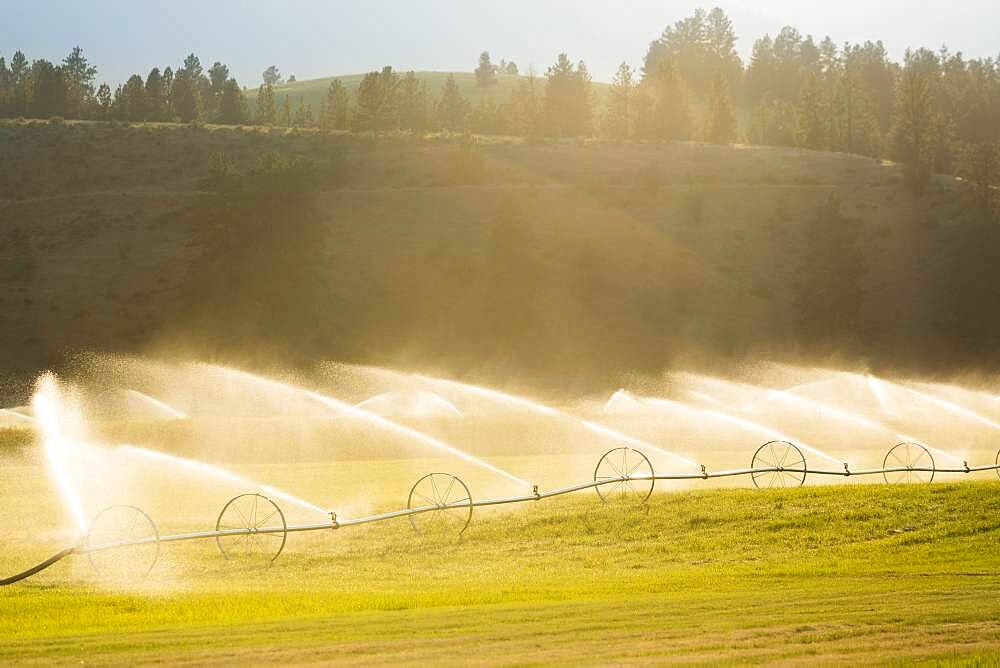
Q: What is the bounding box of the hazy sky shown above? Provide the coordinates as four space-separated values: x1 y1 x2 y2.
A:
3 1 998 87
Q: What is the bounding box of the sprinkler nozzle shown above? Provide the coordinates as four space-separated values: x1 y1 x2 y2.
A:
532 484 540 499
964 460 970 473
329 511 339 529
700 464 707 479
843 462 851 476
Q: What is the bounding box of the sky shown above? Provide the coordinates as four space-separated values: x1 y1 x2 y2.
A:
3 1 998 87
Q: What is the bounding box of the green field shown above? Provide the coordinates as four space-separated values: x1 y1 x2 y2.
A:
2 450 1000 665
245 70 610 116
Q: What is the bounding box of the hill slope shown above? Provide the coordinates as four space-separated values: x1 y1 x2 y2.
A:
245 70 610 116
1 120 997 398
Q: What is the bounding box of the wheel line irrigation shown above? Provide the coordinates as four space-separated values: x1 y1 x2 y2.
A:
4 437 1000 587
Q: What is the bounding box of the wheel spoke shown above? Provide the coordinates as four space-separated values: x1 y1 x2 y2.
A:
604 456 624 478
442 476 457 504
255 509 278 529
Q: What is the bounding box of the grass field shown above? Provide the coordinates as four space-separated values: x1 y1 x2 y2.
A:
2 449 1000 665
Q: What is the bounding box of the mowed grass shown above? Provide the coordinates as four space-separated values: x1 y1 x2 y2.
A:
2 459 1000 665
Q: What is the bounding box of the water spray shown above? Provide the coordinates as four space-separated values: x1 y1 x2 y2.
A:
895 433 968 466
0 408 34 423
866 375 893 414
125 389 187 420
758 389 885 430
698 409 845 467
32 376 88 533
203 366 530 488
903 387 1000 430
120 445 327 515
417 374 698 468
687 390 726 408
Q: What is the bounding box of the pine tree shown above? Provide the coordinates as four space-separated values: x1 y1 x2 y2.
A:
648 59 690 140
144 68 166 121
162 67 174 101
219 78 245 124
397 71 429 132
95 83 112 119
541 54 592 137
122 73 146 121
832 59 881 156
703 69 736 144
892 48 939 194
206 61 229 119
262 65 282 86
631 89 655 139
354 66 399 134
111 84 126 120
475 51 497 87
255 83 276 125
170 70 201 121
9 51 28 116
796 71 827 149
0 58 9 117
182 53 203 80
506 74 538 137
61 46 97 118
469 97 502 134
748 95 797 146
322 79 349 130
957 142 1000 220
604 62 635 140
280 95 292 126
292 95 311 127
29 60 66 118
437 73 468 131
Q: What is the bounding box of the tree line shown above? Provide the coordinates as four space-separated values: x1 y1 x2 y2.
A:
3 7 999 196
0 48 247 124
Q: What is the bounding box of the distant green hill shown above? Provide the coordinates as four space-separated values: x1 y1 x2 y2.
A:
245 71 609 117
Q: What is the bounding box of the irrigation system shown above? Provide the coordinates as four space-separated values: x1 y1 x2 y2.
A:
4 439 1000 586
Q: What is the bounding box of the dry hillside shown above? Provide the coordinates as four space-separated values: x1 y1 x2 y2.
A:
1 119 996 400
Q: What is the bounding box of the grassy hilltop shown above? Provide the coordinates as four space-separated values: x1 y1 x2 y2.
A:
0 119 996 398
245 71 610 114
1 459 999 663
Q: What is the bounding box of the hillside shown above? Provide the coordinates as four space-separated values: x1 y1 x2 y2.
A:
1 469 999 663
1 119 997 401
245 71 610 116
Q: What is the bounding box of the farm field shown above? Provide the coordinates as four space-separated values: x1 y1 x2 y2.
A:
2 448 1000 665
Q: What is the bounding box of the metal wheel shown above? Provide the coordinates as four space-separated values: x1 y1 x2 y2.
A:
883 442 935 484
593 447 654 504
751 441 806 489
85 505 160 580
215 493 287 564
407 473 473 537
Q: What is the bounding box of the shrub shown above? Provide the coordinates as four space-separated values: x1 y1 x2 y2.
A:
48 116 65 126
207 152 237 184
